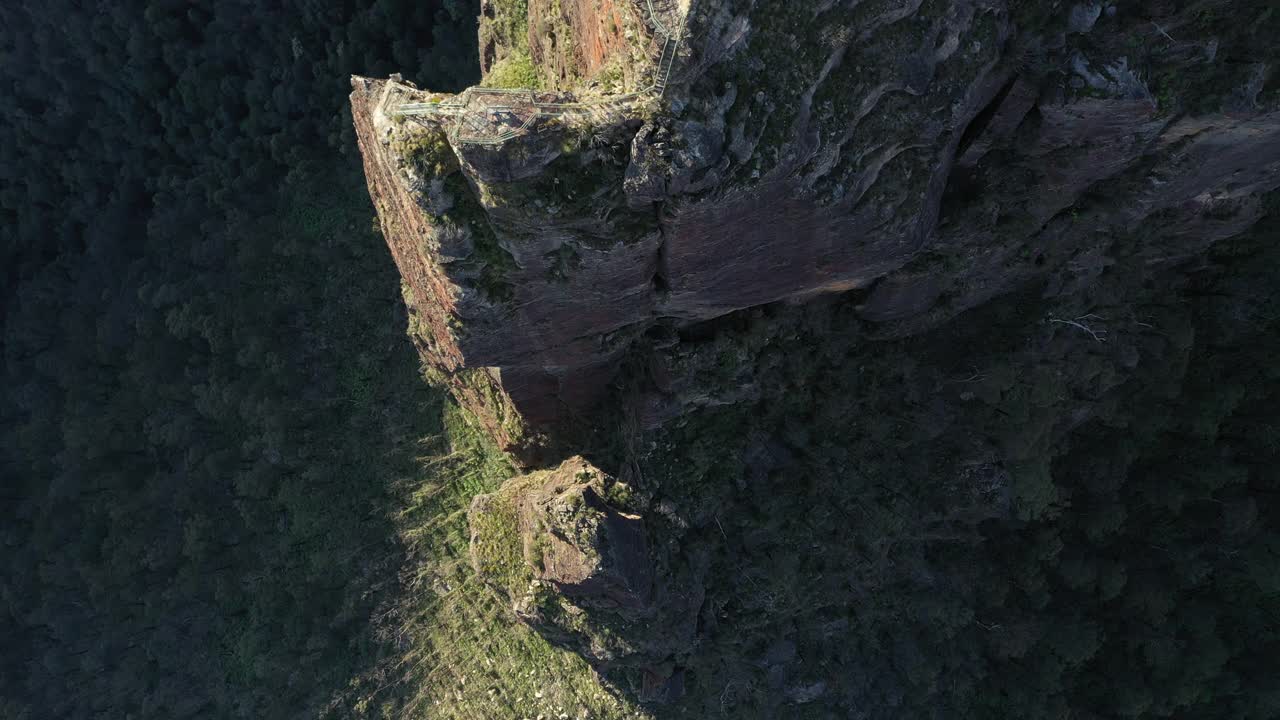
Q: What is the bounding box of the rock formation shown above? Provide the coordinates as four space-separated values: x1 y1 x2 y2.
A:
467 457 704 679
350 1 1279 709
469 457 652 611
351 0 1280 463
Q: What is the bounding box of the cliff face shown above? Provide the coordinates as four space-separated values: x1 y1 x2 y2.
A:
352 0 1280 460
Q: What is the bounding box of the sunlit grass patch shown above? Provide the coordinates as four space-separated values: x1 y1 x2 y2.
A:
485 51 540 89
350 400 649 719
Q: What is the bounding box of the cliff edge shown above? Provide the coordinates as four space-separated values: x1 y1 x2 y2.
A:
352 0 1280 461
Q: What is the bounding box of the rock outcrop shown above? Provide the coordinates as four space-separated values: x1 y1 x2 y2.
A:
467 457 703 675
352 1 1280 460
469 456 651 610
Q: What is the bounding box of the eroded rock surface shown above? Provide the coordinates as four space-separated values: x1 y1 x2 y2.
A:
352 1 1280 459
468 457 703 674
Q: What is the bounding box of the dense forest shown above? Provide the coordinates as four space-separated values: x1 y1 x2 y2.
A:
630 198 1280 717
4 1 1280 719
1 2 479 716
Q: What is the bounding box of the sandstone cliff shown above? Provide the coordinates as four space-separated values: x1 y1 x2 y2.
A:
352 0 1280 462
348 2 1280 712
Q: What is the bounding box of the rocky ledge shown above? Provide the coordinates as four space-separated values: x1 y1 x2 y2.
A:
468 457 704 694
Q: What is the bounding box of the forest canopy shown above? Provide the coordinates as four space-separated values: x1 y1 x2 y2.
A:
1 1 478 716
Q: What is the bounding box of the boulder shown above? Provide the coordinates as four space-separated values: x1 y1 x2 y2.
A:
468 457 701 669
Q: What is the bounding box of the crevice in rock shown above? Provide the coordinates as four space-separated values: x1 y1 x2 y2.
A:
650 204 671 295
954 75 1019 164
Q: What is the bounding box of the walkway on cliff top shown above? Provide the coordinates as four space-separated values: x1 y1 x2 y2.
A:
383 0 686 146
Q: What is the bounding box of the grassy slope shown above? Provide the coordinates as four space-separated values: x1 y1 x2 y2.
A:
354 403 650 720
269 163 642 720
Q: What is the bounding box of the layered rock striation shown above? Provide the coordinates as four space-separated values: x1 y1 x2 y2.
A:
352 0 1280 459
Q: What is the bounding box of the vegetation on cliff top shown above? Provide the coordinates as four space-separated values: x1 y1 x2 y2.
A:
486 51 542 89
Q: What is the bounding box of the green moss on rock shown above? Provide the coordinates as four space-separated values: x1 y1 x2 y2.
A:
396 126 518 302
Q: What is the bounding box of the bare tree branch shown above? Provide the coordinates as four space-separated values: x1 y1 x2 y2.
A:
1049 315 1108 342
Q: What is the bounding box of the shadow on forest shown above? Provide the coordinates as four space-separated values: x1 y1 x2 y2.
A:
1 1 484 714
412 201 1280 718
